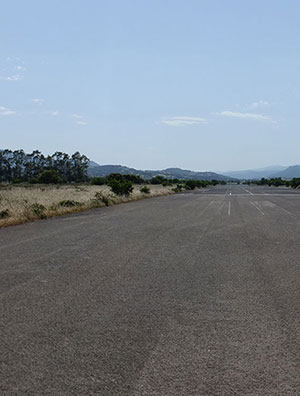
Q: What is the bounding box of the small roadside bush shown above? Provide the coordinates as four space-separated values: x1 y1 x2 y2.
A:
94 192 110 206
0 209 10 219
108 179 133 196
172 184 183 193
58 200 82 207
140 186 150 194
30 203 47 219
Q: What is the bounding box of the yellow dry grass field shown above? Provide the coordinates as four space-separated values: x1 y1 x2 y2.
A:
0 184 174 227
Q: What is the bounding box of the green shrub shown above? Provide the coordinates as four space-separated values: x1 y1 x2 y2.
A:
150 176 167 185
140 186 150 194
58 200 82 207
36 170 63 184
29 177 39 184
162 180 173 186
108 179 133 196
106 173 145 184
30 203 47 218
91 177 106 185
172 184 183 193
184 180 198 190
94 192 110 206
0 209 10 219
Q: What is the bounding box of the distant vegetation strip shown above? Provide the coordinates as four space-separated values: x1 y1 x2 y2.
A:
0 149 233 183
0 149 228 226
244 177 300 188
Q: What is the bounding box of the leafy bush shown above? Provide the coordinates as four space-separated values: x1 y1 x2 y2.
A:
162 180 173 186
140 186 150 194
30 203 47 218
94 192 110 206
0 209 10 219
108 179 133 196
106 173 145 184
289 178 300 188
184 180 198 190
58 200 82 207
150 176 167 185
37 170 63 184
29 177 40 184
172 184 183 193
91 177 106 185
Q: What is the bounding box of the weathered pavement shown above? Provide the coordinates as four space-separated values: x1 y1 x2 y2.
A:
1 185 300 395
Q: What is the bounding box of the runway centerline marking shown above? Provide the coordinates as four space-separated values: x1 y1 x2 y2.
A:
228 201 231 215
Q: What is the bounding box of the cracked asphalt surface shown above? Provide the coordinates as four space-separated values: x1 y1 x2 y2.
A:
1 184 300 395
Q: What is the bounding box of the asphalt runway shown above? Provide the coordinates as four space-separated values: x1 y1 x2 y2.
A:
1 185 300 395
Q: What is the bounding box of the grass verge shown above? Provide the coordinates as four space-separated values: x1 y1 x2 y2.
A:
0 184 174 227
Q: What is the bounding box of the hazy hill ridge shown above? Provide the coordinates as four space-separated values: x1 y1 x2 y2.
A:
223 165 287 180
271 165 300 179
88 164 235 181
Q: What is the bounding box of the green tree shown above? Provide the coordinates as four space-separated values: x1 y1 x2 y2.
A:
109 179 133 196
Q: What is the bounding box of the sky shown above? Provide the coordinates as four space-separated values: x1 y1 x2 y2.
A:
1 0 300 172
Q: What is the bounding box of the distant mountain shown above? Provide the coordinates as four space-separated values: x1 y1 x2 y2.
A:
88 160 101 168
88 164 236 181
271 165 300 179
223 165 287 180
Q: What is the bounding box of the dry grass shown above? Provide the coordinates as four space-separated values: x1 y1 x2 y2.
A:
0 184 174 227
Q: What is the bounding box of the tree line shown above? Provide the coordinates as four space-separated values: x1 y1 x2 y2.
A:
245 177 300 188
91 173 226 196
0 149 228 192
0 149 89 183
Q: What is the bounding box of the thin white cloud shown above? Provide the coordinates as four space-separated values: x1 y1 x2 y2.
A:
0 106 16 116
76 120 88 126
15 65 26 71
72 113 87 125
161 116 207 127
50 110 59 116
217 111 274 122
72 113 83 119
0 74 22 81
251 100 270 108
32 98 44 105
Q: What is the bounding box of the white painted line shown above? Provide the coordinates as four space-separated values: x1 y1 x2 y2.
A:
0 235 49 250
273 203 292 215
243 187 254 195
217 200 226 214
229 192 232 196
259 200 293 215
228 201 231 215
250 201 264 215
200 200 214 215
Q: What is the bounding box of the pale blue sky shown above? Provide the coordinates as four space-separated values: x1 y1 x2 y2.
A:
1 0 300 171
